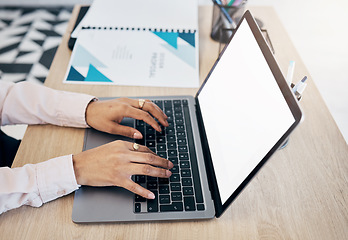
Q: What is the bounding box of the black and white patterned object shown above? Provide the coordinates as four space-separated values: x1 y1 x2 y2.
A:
0 7 72 84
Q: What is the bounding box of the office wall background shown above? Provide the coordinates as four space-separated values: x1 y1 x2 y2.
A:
1 0 347 144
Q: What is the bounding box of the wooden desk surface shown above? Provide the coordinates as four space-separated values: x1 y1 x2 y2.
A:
1 6 348 240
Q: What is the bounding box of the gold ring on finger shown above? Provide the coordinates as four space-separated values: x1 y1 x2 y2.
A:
138 99 146 110
132 142 140 151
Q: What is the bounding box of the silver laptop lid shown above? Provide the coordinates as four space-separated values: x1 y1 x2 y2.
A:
195 11 302 217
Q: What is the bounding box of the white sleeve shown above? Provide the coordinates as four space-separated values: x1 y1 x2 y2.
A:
0 155 80 214
0 81 95 214
0 81 95 127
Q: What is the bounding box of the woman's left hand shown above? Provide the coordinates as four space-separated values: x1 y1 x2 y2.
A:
85 98 168 139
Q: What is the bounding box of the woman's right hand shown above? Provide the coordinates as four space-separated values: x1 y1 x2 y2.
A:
72 140 173 199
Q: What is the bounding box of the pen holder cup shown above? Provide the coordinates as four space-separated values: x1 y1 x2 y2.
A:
217 28 275 55
211 0 247 43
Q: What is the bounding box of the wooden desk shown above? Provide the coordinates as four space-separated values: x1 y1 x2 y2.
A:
1 6 347 240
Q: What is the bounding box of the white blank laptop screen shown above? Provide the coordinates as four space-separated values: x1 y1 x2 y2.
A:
197 19 295 204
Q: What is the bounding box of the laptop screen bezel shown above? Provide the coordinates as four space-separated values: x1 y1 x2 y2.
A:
195 10 303 218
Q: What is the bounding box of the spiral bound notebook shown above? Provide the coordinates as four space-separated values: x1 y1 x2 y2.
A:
63 0 199 88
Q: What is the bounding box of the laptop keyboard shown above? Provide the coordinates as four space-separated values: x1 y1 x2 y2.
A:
133 99 205 213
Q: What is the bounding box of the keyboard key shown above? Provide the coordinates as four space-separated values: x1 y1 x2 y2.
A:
178 145 188 152
182 99 188 105
177 132 186 139
179 153 189 160
183 187 194 195
177 139 187 146
165 127 175 135
158 178 169 185
181 169 191 177
135 195 146 202
159 195 170 204
167 142 177 149
135 175 146 184
182 178 193 186
135 203 141 213
157 144 166 152
170 165 179 173
169 157 178 165
147 191 158 212
170 182 181 191
160 202 183 212
156 136 165 143
184 196 196 211
159 185 170 194
165 109 173 116
175 119 184 125
147 182 158 190
197 204 205 211
171 192 182 201
170 174 180 182
180 161 190 168
137 124 145 134
136 120 145 127
175 112 183 118
146 134 155 140
146 126 155 134
154 100 163 109
164 100 172 107
176 125 185 132
174 106 182 112
167 115 174 123
173 100 181 106
146 140 155 148
167 135 175 141
147 176 157 182
168 150 178 157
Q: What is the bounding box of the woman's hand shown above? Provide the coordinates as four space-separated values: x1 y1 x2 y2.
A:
72 140 173 199
85 98 168 139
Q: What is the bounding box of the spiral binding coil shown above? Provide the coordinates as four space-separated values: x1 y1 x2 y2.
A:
81 26 196 33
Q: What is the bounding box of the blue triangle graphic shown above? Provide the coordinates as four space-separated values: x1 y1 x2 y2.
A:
72 44 106 68
178 32 196 48
152 31 178 49
162 44 196 69
66 66 85 81
84 64 113 82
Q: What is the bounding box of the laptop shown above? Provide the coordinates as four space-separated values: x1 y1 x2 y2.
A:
72 11 303 223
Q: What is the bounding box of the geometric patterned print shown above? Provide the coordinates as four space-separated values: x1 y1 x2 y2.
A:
65 30 197 84
0 7 72 84
153 31 196 68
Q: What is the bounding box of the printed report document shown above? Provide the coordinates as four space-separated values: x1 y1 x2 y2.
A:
64 0 199 88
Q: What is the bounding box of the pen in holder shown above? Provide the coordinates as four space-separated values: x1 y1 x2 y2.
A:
279 76 308 150
211 0 247 43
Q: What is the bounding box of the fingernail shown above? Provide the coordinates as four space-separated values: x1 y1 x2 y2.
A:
168 161 174 169
133 132 142 139
166 170 172 177
148 192 155 199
